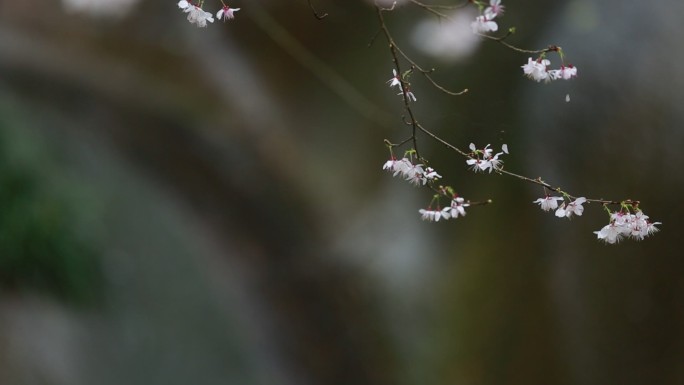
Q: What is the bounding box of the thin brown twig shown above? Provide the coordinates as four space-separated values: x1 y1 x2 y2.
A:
477 30 559 54
392 44 468 96
414 122 623 205
409 0 470 10
408 0 450 19
376 5 421 156
373 2 467 96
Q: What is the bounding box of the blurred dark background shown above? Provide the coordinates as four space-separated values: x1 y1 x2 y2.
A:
1 0 682 384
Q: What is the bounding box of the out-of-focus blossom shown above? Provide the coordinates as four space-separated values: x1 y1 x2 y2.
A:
217 5 240 21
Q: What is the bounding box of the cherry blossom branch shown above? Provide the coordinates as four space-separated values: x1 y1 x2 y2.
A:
375 1 660 241
478 30 560 54
372 3 468 97
414 122 621 205
375 5 421 156
173 0 659 242
392 44 469 96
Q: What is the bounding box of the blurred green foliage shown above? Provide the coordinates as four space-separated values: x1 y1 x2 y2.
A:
0 109 101 304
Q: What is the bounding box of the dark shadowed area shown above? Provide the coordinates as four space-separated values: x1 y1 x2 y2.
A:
1 0 682 384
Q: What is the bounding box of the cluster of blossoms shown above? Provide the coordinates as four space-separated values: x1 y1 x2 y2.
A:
533 195 661 244
594 211 661 244
521 57 577 83
419 196 470 222
471 0 504 34
383 156 441 186
177 1 240 27
466 143 508 173
533 195 585 218
387 69 417 102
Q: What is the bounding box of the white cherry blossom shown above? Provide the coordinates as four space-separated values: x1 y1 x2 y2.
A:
445 196 469 218
471 15 498 34
216 5 240 21
400 88 417 102
183 4 214 27
595 222 624 244
424 167 442 182
555 197 586 218
466 143 507 173
521 57 550 82
419 208 444 222
406 164 426 185
549 65 578 80
484 0 505 19
387 69 402 90
533 196 563 212
594 210 661 243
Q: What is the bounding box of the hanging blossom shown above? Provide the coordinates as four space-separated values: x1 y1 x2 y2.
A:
178 0 214 27
419 196 470 222
522 57 578 83
532 194 660 244
383 157 440 186
555 197 586 218
387 69 402 90
471 0 503 34
466 143 508 173
471 15 498 33
386 69 417 102
401 87 417 102
443 196 469 218
533 195 564 212
521 57 551 82
594 210 661 244
216 5 240 21
419 208 446 222
484 0 505 18
549 65 578 80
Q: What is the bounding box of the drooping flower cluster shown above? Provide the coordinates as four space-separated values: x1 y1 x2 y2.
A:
555 197 586 218
466 143 508 173
533 195 564 212
471 0 504 33
177 1 240 27
533 195 586 217
419 196 470 222
594 211 661 244
531 194 661 244
383 157 441 186
521 57 577 83
386 69 417 102
216 5 240 21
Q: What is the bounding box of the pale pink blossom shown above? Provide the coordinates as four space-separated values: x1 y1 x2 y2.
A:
466 143 507 173
521 57 550 82
445 196 469 218
419 208 444 222
471 15 498 34
216 5 240 21
183 4 214 27
594 210 661 244
484 0 505 19
387 69 402 90
595 222 624 244
555 197 586 218
533 196 563 212
549 65 578 80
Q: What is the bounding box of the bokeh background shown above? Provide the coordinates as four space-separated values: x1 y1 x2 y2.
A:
1 0 682 384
